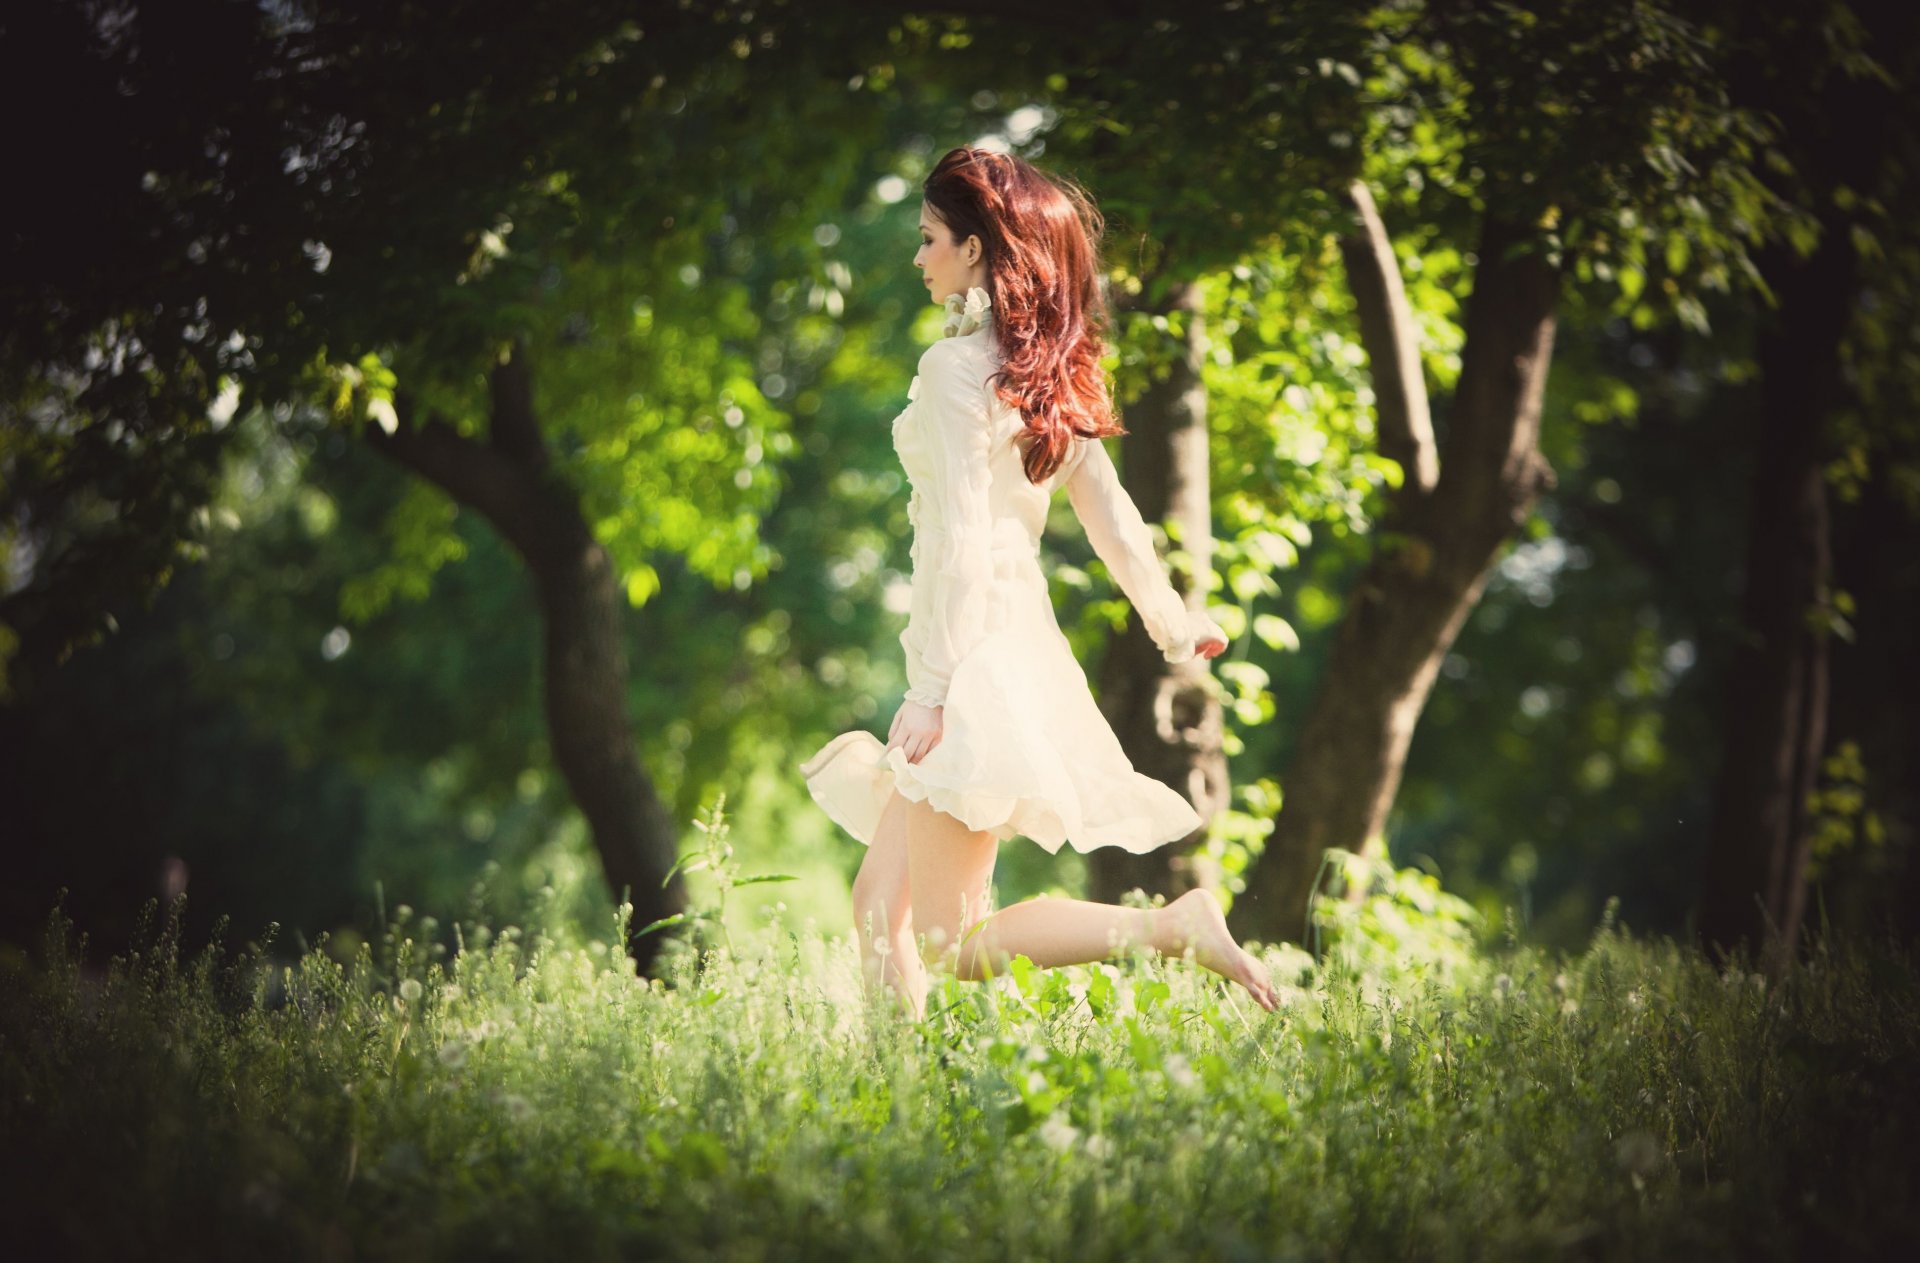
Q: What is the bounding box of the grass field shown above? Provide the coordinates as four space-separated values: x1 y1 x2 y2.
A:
3 863 1916 1262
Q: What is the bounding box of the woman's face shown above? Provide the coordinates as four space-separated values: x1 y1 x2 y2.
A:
915 201 985 304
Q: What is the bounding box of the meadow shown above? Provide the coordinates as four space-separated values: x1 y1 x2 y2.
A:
4 830 1916 1263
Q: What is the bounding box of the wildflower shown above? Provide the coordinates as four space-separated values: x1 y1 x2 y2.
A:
1552 972 1570 994
1163 1053 1199 1091
1036 1111 1080 1153
1084 1133 1116 1160
500 1093 534 1122
437 1041 469 1069
398 979 423 1003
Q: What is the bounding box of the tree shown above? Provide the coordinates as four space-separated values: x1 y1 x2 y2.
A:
1233 0 1809 941
1 0 894 971
1691 0 1919 970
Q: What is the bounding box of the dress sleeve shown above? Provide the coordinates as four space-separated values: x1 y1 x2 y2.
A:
1066 436 1200 664
902 342 997 710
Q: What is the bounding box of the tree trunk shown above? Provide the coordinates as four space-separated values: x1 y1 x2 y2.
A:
366 340 686 975
1235 204 1560 945
1090 280 1229 904
1695 230 1853 973
1688 0 1913 972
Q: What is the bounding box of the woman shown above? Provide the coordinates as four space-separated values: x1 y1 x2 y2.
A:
800 146 1277 1021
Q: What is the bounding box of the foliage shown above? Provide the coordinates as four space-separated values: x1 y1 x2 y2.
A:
1309 846 1487 983
0 0 886 685
7 0 1920 988
636 795 799 960
1805 740 1888 883
4 866 1917 1260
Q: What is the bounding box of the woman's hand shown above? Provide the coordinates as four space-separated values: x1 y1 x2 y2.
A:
1192 612 1230 660
887 700 944 764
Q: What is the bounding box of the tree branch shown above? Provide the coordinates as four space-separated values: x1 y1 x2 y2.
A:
1429 211 1560 550
1338 179 1438 499
364 394 549 561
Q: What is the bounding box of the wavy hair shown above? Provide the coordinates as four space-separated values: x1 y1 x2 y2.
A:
922 146 1123 483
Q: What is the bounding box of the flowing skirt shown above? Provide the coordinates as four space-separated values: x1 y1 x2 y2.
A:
799 572 1201 855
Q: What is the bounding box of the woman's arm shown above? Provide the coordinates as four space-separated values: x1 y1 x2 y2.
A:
1066 436 1225 662
901 340 998 710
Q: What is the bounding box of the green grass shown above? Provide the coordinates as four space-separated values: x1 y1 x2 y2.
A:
3 865 1916 1262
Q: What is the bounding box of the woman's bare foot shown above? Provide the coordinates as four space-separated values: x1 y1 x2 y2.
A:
1155 889 1278 1012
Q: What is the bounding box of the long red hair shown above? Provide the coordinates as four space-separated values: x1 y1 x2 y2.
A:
922 146 1124 483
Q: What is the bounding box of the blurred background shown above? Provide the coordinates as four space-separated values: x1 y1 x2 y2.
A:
3 0 1915 972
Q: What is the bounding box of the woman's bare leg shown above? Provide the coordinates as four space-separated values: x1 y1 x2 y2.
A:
958 887 1278 1011
851 792 930 1018
901 795 1278 1013
901 794 1001 1017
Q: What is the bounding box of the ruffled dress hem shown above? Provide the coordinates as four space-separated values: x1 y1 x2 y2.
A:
798 730 1201 857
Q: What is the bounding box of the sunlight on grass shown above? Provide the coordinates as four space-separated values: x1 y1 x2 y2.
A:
3 817 1916 1260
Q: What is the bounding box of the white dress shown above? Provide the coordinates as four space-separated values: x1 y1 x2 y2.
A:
799 289 1216 855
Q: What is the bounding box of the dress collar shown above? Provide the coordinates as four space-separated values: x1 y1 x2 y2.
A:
940 286 993 339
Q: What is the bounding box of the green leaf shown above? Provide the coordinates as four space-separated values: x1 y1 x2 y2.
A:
662 852 711 887
1253 613 1301 651
624 564 661 608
